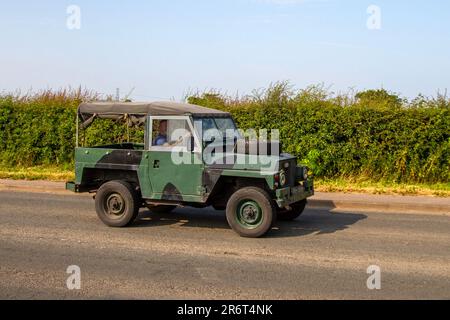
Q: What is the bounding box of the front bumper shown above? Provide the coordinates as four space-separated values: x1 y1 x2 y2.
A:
66 181 77 192
275 178 314 208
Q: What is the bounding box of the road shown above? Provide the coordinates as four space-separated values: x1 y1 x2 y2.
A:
0 190 449 300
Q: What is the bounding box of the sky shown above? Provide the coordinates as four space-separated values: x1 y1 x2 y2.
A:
0 0 449 101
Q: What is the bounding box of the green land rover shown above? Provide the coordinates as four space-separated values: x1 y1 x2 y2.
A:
66 101 314 237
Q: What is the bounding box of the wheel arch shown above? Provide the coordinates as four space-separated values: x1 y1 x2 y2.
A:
206 175 274 208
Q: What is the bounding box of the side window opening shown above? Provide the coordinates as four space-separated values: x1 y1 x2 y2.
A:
151 119 195 150
152 120 169 146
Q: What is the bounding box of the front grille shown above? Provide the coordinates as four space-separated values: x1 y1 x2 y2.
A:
280 159 297 187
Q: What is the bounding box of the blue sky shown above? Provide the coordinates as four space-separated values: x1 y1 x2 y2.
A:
0 0 449 100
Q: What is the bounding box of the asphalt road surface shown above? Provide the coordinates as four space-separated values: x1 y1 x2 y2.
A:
0 191 449 300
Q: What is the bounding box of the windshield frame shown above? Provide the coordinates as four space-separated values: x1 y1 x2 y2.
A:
193 116 241 142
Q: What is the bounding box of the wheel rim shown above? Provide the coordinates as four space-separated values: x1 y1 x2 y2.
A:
236 200 263 229
104 193 126 218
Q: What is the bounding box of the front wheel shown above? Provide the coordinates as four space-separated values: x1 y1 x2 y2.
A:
95 181 140 227
277 200 307 221
226 187 276 238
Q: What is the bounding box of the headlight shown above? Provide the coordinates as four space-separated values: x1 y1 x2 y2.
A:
303 168 309 180
279 170 287 186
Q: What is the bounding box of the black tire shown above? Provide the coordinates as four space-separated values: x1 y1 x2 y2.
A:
95 181 140 227
226 187 276 238
277 199 307 221
147 205 177 214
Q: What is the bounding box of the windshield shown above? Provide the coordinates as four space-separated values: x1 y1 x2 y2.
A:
194 117 241 141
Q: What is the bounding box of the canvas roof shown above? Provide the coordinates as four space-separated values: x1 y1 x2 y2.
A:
78 101 230 128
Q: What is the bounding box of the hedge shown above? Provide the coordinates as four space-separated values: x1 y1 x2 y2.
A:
0 84 449 183
0 90 143 168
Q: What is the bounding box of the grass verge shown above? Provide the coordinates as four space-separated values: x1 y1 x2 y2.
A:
0 166 74 182
315 178 450 197
0 166 448 197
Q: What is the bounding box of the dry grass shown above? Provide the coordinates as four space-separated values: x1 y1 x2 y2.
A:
0 166 74 181
315 178 450 197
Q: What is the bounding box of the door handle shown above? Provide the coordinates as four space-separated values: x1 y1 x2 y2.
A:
153 160 160 169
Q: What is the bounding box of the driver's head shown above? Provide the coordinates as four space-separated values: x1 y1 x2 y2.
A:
159 120 168 135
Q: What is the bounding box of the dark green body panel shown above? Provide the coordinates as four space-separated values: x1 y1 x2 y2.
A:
73 147 205 202
70 145 314 207
147 151 204 202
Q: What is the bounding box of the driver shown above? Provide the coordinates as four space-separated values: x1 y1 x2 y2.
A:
153 120 168 146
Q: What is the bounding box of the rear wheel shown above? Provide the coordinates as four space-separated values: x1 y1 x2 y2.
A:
95 181 140 227
277 199 307 221
226 187 276 238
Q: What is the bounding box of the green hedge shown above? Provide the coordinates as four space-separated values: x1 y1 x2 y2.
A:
0 91 142 168
0 85 449 183
188 84 449 184
0 94 78 168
